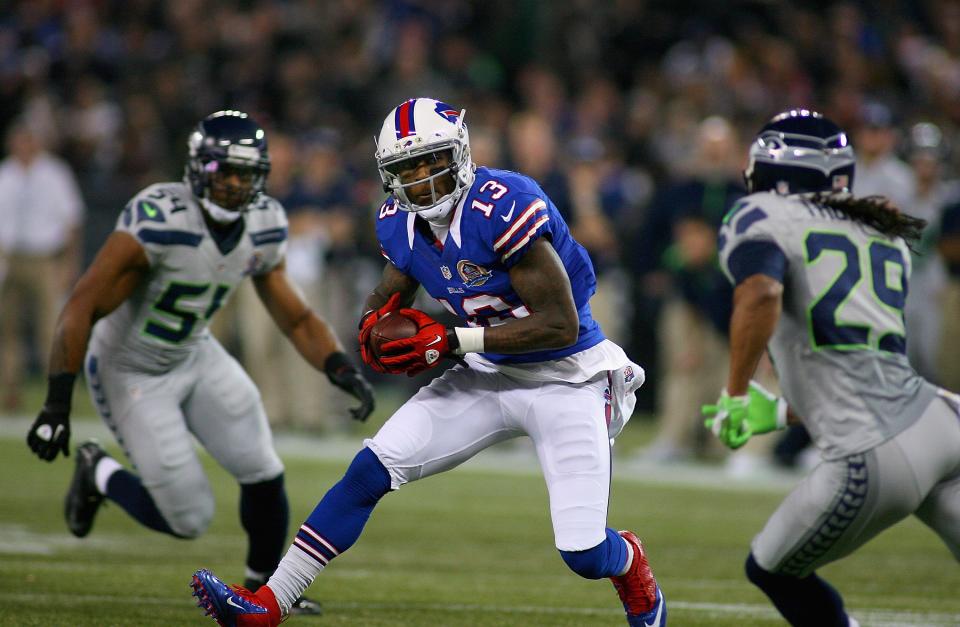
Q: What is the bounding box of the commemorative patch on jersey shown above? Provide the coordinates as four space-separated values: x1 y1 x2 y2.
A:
456 260 492 287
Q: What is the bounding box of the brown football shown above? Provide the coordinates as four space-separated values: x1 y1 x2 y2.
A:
370 312 419 359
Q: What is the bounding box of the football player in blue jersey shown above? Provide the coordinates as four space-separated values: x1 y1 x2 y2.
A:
26 111 375 615
190 98 666 627
703 110 960 626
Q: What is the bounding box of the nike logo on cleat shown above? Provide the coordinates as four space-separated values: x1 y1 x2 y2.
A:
226 596 245 610
643 591 664 627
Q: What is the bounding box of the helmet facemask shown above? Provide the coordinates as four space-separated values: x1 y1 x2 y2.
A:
185 111 271 224
380 145 460 215
376 100 475 222
196 161 267 223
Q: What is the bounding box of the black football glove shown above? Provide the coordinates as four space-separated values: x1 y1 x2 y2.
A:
325 352 375 422
27 373 76 462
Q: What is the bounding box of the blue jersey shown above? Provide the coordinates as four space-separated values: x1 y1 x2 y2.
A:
375 167 604 364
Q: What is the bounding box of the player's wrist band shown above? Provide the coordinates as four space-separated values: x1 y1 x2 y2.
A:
774 397 789 430
45 373 76 410
324 351 353 376
452 327 484 355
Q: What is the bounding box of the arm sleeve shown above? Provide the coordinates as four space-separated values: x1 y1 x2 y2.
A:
491 193 553 268
726 240 789 285
718 199 791 286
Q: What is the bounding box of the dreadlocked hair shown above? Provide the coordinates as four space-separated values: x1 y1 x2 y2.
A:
806 192 927 250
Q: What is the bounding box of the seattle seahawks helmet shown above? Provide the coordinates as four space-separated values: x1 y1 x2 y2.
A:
375 98 475 221
186 110 271 223
744 109 855 195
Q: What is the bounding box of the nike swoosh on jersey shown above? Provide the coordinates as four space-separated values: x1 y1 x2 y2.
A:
500 201 516 222
425 335 442 347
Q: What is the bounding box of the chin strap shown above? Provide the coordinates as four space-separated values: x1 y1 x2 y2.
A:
200 197 244 224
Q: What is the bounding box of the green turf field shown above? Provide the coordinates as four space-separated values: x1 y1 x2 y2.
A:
2 415 958 626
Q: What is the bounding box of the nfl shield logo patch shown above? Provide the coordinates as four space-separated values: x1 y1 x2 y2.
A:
441 265 452 280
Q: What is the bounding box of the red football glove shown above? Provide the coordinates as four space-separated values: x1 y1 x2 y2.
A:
378 308 452 376
358 292 402 373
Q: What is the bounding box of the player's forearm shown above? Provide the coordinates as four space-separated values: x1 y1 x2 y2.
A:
285 312 345 371
362 264 419 320
727 277 782 396
457 310 578 355
47 300 97 376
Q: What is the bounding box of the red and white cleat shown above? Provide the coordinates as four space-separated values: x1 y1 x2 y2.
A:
191 568 282 627
609 530 666 627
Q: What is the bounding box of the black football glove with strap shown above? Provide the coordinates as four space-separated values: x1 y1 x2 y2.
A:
27 373 75 462
324 352 375 422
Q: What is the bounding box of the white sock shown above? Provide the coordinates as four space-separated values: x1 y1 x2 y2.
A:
617 537 634 576
267 547 324 614
94 457 122 495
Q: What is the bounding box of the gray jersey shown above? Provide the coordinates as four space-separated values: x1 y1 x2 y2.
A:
719 192 937 460
91 182 288 372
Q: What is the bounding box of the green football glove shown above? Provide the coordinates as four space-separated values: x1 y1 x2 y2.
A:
702 380 788 449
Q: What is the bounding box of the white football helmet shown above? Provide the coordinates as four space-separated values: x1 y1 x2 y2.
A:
375 98 475 221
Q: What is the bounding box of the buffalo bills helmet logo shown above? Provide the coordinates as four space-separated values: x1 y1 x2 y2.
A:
434 102 460 123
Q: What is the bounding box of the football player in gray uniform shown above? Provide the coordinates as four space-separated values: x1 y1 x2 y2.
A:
26 110 374 614
702 109 960 626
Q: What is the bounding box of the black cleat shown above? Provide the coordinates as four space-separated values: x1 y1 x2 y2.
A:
64 440 108 537
289 595 323 616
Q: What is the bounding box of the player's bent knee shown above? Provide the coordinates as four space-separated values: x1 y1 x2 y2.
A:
560 547 608 579
559 529 625 580
166 503 214 539
342 447 392 505
745 552 792 589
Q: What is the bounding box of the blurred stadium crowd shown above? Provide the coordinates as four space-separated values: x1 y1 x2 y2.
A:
3 1 960 462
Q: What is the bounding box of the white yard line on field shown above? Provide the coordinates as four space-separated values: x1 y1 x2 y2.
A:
0 591 956 626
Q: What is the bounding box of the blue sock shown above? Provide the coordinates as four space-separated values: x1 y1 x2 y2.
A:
745 552 849 626
292 448 391 566
105 470 179 536
240 474 289 576
559 528 629 579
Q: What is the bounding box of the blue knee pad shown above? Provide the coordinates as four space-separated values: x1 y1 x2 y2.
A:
559 528 628 580
342 447 392 504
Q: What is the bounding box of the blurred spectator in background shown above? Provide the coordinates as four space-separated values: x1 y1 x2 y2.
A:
506 111 571 213
566 138 626 344
903 122 960 382
634 116 744 462
852 101 915 210
0 121 84 410
939 199 960 391
287 130 369 429
4 0 960 441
